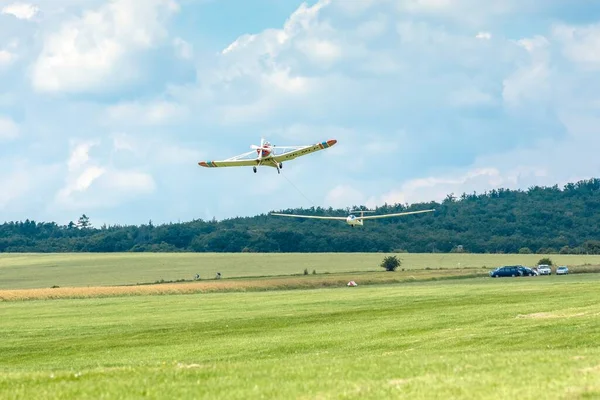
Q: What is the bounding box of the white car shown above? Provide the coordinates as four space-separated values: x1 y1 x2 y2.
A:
556 266 569 275
537 264 552 275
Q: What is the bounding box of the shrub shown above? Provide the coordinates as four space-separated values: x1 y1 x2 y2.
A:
303 268 309 275
518 247 532 254
538 257 553 266
380 255 401 272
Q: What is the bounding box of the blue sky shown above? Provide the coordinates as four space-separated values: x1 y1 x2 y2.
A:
1 0 600 226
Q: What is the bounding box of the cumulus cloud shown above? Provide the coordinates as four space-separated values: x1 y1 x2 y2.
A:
30 0 180 93
502 35 554 111
180 0 599 215
373 120 600 207
2 0 600 224
182 0 522 133
553 23 600 70
1 2 39 20
54 140 156 210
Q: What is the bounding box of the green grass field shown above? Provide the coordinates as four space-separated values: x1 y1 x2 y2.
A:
1 252 599 290
1 274 600 399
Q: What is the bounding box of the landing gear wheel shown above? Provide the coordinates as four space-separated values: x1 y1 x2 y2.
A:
279 163 283 169
253 166 257 173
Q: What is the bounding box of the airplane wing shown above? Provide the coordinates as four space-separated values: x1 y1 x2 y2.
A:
198 150 258 168
198 159 257 168
270 212 346 220
272 139 337 162
358 209 436 220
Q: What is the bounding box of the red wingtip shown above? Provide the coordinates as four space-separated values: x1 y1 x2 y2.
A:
199 161 208 167
327 139 337 146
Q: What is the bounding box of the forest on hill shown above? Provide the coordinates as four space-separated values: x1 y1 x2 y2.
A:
2 178 600 254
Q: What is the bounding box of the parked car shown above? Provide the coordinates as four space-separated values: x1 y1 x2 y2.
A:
490 265 526 277
537 264 552 275
556 266 569 275
518 266 537 276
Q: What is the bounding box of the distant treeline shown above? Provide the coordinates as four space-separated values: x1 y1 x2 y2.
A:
2 178 600 254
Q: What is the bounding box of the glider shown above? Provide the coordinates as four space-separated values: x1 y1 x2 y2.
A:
198 137 338 174
270 209 436 227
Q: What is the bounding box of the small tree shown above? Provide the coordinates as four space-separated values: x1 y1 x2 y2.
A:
519 247 532 254
559 245 571 254
538 257 553 266
77 214 91 229
380 255 401 272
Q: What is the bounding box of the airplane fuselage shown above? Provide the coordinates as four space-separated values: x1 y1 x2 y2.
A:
346 215 364 226
256 147 272 158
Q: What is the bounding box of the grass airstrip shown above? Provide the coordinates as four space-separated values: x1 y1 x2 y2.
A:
1 253 600 399
2 252 600 290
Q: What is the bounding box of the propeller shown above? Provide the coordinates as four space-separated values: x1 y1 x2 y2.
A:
250 137 265 150
250 137 265 161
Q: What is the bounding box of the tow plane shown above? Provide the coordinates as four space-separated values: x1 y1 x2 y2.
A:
198 138 337 174
270 208 436 227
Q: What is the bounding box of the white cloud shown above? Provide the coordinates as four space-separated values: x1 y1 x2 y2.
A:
72 165 106 192
0 116 19 140
67 141 97 171
1 2 39 20
31 0 180 93
370 111 600 209
55 140 156 209
185 0 511 128
372 166 535 207
216 0 335 87
2 0 600 225
553 23 600 70
502 35 551 108
295 38 342 65
517 35 549 54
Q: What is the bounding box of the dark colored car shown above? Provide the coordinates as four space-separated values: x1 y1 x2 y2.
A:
517 266 536 276
489 265 530 278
